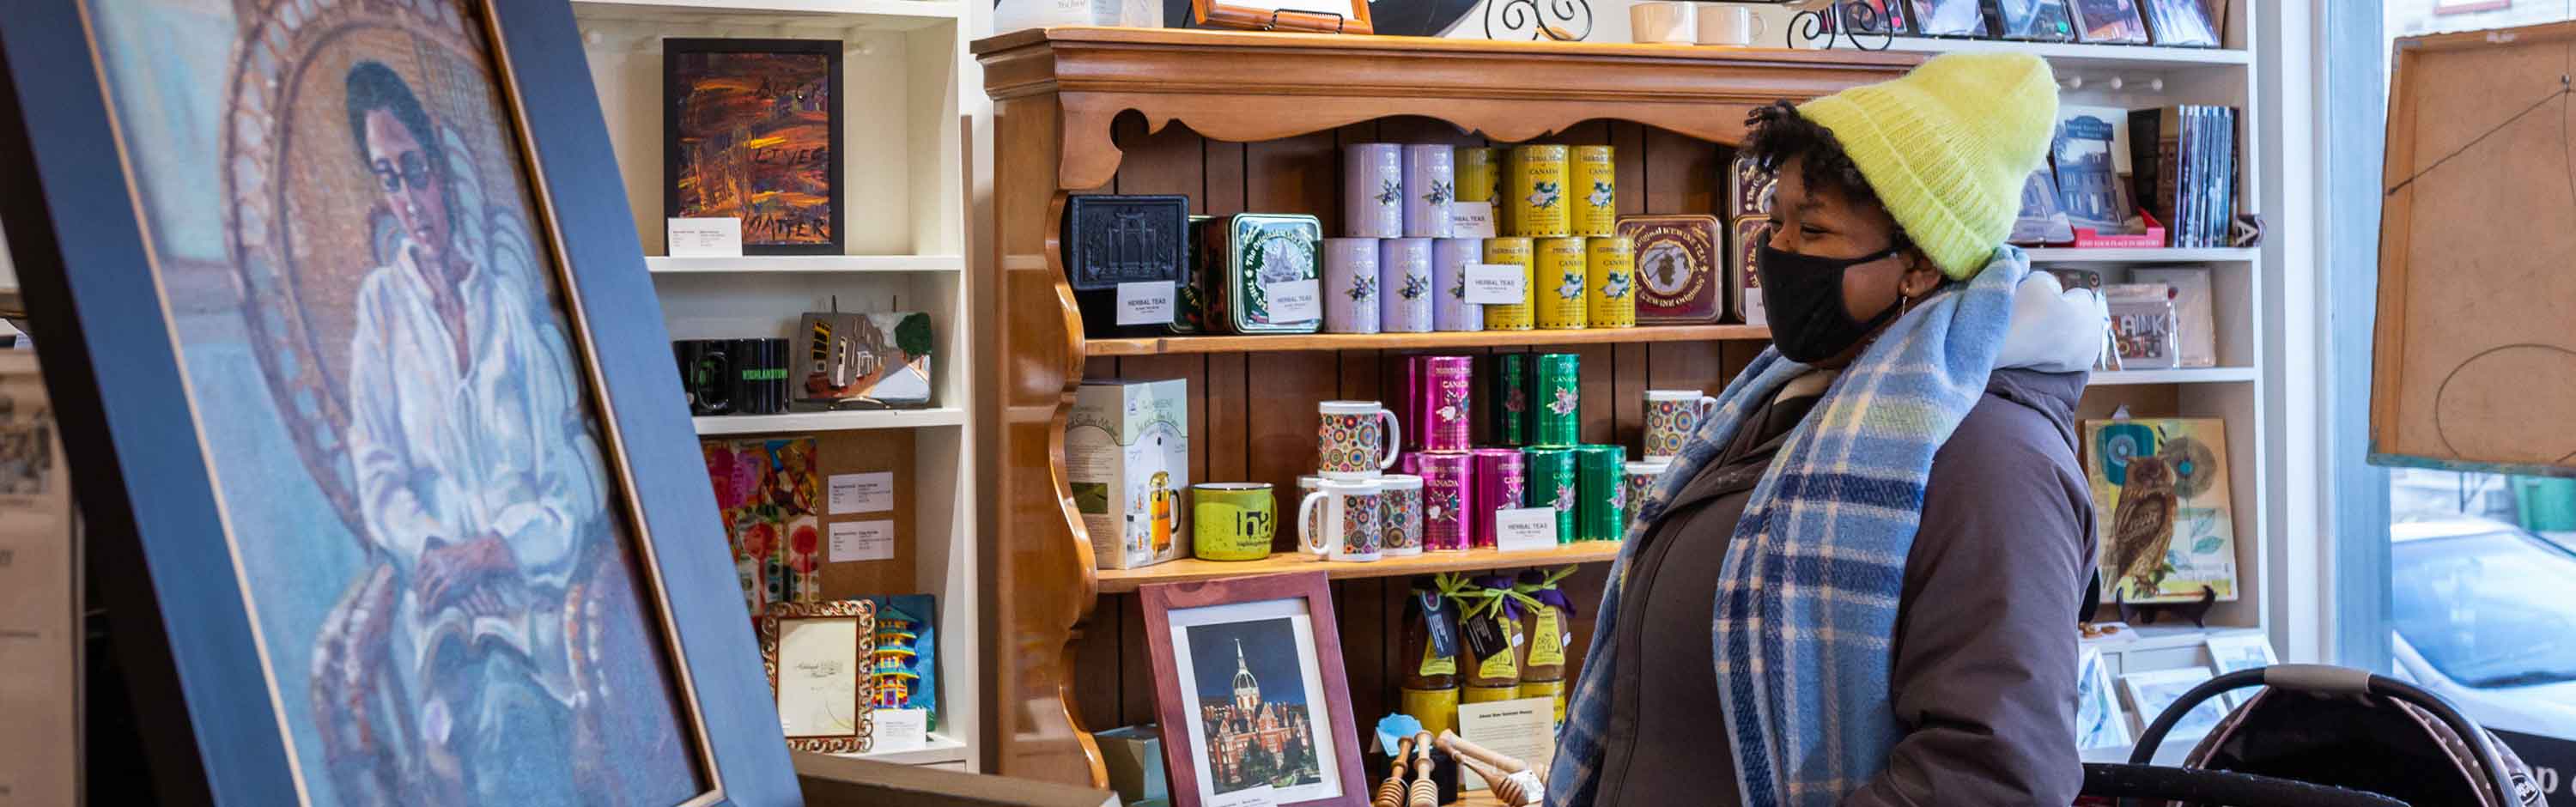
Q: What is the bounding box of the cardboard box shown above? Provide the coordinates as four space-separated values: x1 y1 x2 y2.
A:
1095 725 1170 804
1066 379 1189 569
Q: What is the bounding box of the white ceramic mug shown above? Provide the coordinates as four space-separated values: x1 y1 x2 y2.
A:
1643 389 1720 460
1298 478 1384 562
1376 474 1425 557
1629 1 1697 45
1317 400 1402 480
1695 3 1768 46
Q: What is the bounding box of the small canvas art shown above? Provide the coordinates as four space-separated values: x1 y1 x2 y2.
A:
864 594 942 729
2120 666 2228 739
703 437 828 613
1989 0 2078 40
1143 573 1361 807
2076 647 2132 749
800 310 937 409
2142 0 2220 46
2203 633 2276 707
665 39 844 254
2085 418 2239 604
2067 0 2151 44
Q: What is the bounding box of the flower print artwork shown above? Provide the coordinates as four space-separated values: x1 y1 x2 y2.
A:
1607 483 1626 518
1548 386 1577 416
1506 387 1528 415
1587 180 1613 209
1528 180 1561 209
1436 387 1468 426
1346 274 1377 302
1255 232 1310 284
1556 272 1583 301
1503 477 1526 508
1376 178 1403 207
1601 270 1631 300
1552 482 1575 512
1425 179 1454 206
1399 271 1429 300
1449 270 1468 300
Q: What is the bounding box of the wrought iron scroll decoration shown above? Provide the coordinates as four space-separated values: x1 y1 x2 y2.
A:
1484 0 1592 41
1789 1 1893 52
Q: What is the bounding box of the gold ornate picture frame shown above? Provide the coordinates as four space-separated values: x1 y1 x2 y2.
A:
759 599 879 753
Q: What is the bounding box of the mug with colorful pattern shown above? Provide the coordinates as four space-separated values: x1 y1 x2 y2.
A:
1377 473 1425 556
1643 389 1719 461
1298 478 1383 562
1318 400 1402 480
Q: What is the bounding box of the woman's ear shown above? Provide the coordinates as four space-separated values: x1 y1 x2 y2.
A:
1897 249 1945 298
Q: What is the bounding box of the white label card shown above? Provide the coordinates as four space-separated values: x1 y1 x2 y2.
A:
1464 264 1528 306
1493 507 1558 553
1209 785 1279 807
1115 281 1176 325
828 519 896 562
1456 696 1558 791
828 471 896 515
1742 288 1767 327
1267 279 1321 323
665 217 743 258
1451 201 1499 239
870 708 929 754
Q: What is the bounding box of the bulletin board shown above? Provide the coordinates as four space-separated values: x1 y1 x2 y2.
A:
2373 20 2576 476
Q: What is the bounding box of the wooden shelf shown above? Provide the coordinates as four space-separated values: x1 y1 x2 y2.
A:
1093 543 1622 594
647 254 964 274
2026 247 2257 263
2091 367 2258 385
573 0 961 30
693 407 966 435
1872 37 2249 70
1085 325 1770 356
832 732 971 767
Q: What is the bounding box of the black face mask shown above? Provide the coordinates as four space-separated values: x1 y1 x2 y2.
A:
1756 241 1905 364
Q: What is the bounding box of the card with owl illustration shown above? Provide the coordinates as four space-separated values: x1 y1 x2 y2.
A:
2083 417 2239 604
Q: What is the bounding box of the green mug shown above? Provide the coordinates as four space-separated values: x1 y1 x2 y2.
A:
1193 482 1277 561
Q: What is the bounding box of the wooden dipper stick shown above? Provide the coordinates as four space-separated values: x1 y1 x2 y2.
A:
1376 735 1414 807
1408 777 1438 807
1437 730 1528 775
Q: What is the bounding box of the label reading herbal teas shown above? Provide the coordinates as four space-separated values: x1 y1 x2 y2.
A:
1465 264 1528 306
1267 278 1321 323
1114 281 1176 325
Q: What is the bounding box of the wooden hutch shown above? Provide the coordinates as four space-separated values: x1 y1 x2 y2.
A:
971 27 1918 786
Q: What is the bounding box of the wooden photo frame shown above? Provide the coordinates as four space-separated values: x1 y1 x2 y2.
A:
663 38 846 256
0 1 799 802
1141 572 1364 807
1191 0 1376 35
760 599 880 754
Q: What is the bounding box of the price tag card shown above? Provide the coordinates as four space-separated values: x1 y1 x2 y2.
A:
1266 278 1321 323
869 708 929 753
827 471 895 515
1456 697 1558 790
1115 281 1176 325
666 217 742 258
1742 288 1767 327
1451 201 1498 239
828 520 895 562
1464 264 1528 306
1493 507 1558 552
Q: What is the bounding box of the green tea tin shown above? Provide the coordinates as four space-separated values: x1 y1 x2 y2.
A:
1574 444 1625 541
1485 353 1533 447
1522 446 1578 543
1195 213 1323 334
1532 353 1580 447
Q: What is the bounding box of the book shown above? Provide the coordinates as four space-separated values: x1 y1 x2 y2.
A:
2068 0 2150 44
1988 0 2077 41
2010 168 2075 246
2130 268 2215 367
2084 417 2239 604
2052 106 2136 234
2142 0 2219 46
2105 282 2178 369
1909 0 1992 36
2128 106 2187 242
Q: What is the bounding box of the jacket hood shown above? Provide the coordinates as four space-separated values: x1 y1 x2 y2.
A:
1994 266 2108 374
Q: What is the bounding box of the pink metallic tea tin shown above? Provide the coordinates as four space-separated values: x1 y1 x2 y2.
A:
1468 447 1527 550
1416 451 1474 552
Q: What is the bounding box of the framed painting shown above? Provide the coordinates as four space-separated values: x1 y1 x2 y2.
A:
1140 572 1365 807
0 0 797 804
662 38 844 256
758 600 878 754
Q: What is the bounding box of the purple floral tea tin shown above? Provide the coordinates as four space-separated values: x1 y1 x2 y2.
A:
1380 237 1435 333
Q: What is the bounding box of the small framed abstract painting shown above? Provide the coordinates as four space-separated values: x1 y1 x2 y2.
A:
1141 572 1366 807
664 38 845 255
0 1 797 803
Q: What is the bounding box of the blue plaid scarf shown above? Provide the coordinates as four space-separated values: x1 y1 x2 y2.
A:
1547 248 2029 807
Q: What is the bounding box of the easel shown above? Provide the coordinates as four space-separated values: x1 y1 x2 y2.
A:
2117 586 2218 628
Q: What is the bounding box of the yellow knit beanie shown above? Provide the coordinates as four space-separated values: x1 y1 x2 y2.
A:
1798 52 2058 280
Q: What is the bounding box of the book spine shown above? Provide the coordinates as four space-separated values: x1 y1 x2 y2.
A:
2129 108 2162 229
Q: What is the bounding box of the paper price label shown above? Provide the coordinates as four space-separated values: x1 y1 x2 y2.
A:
1451 201 1498 239
1267 279 1321 323
1493 507 1558 552
665 217 743 258
1742 288 1767 326
1464 264 1528 306
1115 281 1176 325
870 708 928 753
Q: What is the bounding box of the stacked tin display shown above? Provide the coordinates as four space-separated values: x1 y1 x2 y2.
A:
1327 143 1459 335
1399 355 1482 551
1486 144 1635 333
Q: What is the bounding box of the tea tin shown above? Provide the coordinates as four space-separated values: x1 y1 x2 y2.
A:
1485 353 1533 447
1417 355 1473 452
1467 447 1527 549
1618 214 1723 325
1481 237 1535 331
1734 215 1769 326
1431 237 1485 332
1403 144 1456 238
1171 214 1217 334
1509 145 1570 238
1571 145 1617 237
1531 352 1580 447
1585 236 1636 329
1345 143 1405 238
1323 237 1382 334
1061 194 1191 337
1727 151 1777 219
1574 444 1625 541
1418 452 1474 551
1380 237 1436 333
1533 237 1588 330
1522 446 1578 543
1457 147 1507 233
1196 213 1324 334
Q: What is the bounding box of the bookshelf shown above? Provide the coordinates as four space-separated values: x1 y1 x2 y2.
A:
569 0 989 770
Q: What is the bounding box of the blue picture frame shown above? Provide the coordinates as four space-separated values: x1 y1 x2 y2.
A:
0 0 797 804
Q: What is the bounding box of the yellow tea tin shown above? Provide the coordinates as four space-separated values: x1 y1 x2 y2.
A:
1481 237 1534 331
1585 236 1636 329
1510 145 1570 238
1534 237 1588 330
1571 145 1616 237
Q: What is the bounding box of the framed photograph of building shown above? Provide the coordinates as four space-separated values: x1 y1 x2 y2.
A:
759 599 879 753
1141 572 1364 807
664 38 844 255
0 1 798 802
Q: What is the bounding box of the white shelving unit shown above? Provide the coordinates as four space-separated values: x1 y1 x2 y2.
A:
572 0 987 771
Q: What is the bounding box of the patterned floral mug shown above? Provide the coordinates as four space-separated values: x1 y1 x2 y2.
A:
1376 474 1425 556
1297 478 1383 562
1317 400 1403 480
1642 389 1719 461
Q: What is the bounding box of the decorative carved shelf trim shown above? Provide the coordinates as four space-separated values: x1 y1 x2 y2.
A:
976 27 1921 189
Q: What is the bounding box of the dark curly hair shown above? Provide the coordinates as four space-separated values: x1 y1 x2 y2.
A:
1741 101 1911 252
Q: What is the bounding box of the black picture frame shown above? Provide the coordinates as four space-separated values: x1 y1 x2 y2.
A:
663 37 847 257
0 0 799 803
